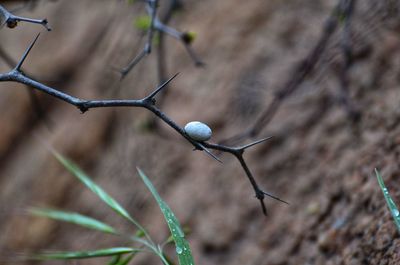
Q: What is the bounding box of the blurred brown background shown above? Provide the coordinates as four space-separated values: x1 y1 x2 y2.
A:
1 0 400 264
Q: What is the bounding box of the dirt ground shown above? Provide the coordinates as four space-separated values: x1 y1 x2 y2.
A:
1 0 400 264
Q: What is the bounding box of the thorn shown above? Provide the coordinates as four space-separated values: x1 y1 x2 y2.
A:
238 136 273 151
145 72 179 100
197 143 222 163
259 199 267 216
15 33 40 71
261 190 289 205
120 49 148 80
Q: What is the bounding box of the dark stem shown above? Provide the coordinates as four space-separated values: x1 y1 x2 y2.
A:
0 35 286 215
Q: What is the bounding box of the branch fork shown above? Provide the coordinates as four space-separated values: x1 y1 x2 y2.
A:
0 35 287 216
0 4 50 31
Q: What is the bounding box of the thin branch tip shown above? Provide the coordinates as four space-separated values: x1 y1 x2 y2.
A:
15 33 40 71
239 136 274 151
145 72 179 100
261 190 289 205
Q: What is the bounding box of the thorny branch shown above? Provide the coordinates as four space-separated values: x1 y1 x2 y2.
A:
120 0 203 79
222 0 359 145
0 35 287 215
0 4 50 31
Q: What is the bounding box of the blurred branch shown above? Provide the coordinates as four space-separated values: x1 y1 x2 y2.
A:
0 3 50 30
0 35 287 215
119 0 159 79
120 0 203 79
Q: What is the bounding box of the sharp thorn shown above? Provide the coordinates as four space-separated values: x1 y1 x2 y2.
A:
198 143 222 163
259 199 268 216
15 33 40 71
146 72 179 99
239 136 274 151
262 190 289 205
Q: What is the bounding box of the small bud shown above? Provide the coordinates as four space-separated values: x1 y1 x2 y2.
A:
184 121 212 141
134 15 151 31
181 31 197 44
6 19 18 29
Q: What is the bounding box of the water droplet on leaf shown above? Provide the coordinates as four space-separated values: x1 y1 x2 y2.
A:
392 209 399 217
176 246 183 254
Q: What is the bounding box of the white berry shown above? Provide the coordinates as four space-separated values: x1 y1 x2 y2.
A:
184 121 212 141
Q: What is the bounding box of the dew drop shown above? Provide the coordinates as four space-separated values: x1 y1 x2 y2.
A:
392 209 399 217
176 246 183 254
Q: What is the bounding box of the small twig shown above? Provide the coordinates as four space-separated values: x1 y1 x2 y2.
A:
153 18 204 66
0 4 50 31
119 0 159 79
120 0 203 79
0 35 287 215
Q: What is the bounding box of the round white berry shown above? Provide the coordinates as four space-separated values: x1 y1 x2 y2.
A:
184 121 212 141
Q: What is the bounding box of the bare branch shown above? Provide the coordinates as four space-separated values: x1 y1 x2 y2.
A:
0 36 286 215
0 4 50 31
120 0 203 79
119 0 159 79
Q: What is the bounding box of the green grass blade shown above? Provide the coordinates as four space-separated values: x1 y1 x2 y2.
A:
29 208 117 235
52 151 145 233
375 168 400 232
31 247 140 260
137 168 195 265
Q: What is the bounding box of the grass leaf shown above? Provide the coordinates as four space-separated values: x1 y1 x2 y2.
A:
52 151 145 232
29 208 117 235
137 168 195 265
375 168 400 232
31 247 140 260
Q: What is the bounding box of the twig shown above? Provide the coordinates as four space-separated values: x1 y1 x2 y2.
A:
120 0 203 79
0 4 50 31
119 0 159 79
0 35 287 215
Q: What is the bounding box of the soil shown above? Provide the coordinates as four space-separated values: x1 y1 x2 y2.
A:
1 0 400 264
